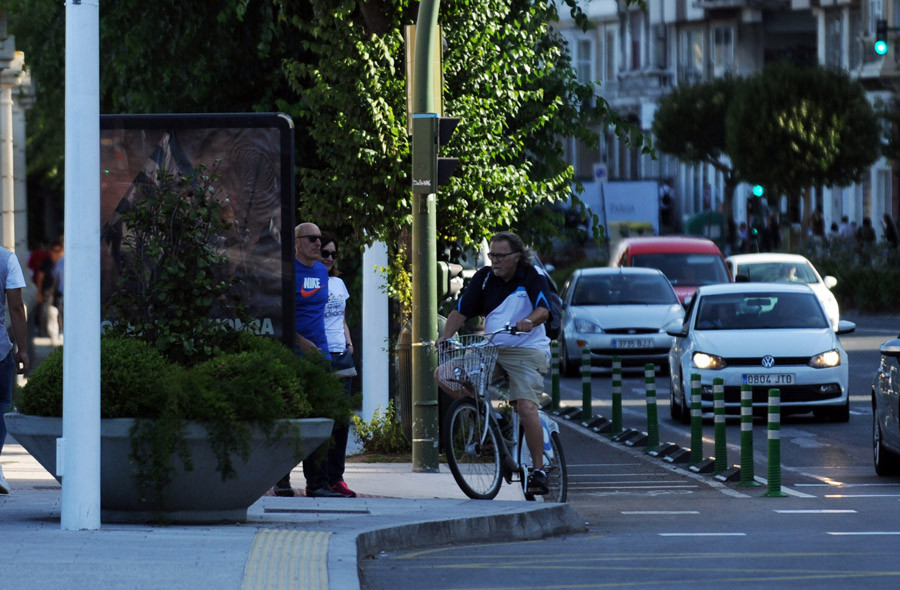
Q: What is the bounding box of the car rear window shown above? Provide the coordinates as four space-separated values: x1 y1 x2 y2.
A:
631 253 730 286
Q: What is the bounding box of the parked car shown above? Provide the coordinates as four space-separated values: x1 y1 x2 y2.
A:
726 252 840 330
667 283 855 424
558 267 684 376
609 236 732 306
872 338 900 475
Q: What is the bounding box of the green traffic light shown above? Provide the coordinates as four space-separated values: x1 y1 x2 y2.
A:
752 185 764 197
876 40 889 55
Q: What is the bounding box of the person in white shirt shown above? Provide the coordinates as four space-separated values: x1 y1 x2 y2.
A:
0 247 30 494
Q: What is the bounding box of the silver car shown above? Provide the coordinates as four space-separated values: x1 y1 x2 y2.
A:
558 267 684 376
873 338 900 475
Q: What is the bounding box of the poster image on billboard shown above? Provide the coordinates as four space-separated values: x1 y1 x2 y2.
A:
99 113 295 348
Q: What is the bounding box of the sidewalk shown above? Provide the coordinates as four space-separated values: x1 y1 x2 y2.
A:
0 440 583 590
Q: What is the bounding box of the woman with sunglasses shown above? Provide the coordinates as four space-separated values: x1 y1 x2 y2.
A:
317 232 357 498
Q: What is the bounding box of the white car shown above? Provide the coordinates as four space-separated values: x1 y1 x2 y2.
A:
667 283 855 424
725 253 840 330
558 267 684 376
872 338 900 475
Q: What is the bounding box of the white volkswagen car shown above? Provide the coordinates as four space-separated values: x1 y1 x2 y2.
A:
667 283 854 424
725 253 840 330
558 267 684 376
872 338 900 475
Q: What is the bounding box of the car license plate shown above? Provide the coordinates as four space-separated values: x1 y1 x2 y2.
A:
742 373 795 385
612 339 653 349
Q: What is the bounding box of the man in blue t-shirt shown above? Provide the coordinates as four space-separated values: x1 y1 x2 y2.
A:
275 222 344 498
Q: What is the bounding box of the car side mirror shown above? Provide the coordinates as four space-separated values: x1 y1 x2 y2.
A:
835 320 856 336
880 339 900 359
823 275 837 289
666 319 688 338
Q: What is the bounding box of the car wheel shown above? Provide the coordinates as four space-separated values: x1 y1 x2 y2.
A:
678 378 690 425
873 408 900 476
560 336 579 378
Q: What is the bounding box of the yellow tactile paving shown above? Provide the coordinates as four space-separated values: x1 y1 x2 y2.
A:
242 529 332 590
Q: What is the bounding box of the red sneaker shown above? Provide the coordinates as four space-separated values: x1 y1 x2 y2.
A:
330 480 357 498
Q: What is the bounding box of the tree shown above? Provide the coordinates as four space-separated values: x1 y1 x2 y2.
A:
727 63 880 221
652 76 742 221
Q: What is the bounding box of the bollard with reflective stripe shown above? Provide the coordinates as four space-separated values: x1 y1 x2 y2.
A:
738 383 759 486
764 388 787 497
550 341 560 411
713 378 727 474
644 364 660 450
581 346 592 422
611 356 623 435
689 374 703 465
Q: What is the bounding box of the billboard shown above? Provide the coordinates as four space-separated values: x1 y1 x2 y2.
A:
99 113 295 347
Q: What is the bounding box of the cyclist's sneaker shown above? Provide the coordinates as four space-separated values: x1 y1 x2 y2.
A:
526 469 549 495
330 480 357 498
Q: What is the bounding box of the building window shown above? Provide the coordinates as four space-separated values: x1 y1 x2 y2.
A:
605 28 617 82
630 12 643 70
680 29 704 83
712 26 733 77
825 13 842 68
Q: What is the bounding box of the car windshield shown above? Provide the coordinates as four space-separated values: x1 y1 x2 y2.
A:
736 261 817 284
572 275 677 306
631 253 730 286
695 292 829 330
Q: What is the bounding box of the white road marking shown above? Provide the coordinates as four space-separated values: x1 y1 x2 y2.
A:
659 532 746 537
774 509 857 514
826 531 900 536
622 510 700 515
826 494 900 498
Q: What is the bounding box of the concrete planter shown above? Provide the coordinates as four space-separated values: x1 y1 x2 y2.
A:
4 412 333 523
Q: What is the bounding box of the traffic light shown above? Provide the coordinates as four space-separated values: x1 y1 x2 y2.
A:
436 261 464 300
752 184 764 198
412 114 460 194
876 19 889 55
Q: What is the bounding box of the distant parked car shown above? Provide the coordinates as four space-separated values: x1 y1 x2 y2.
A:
667 283 855 424
726 252 840 330
558 267 684 377
872 338 900 475
609 236 732 306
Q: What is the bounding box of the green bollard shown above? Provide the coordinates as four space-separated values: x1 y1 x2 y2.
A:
689 374 703 466
550 341 560 411
644 364 659 450
581 346 592 422
611 356 623 435
764 388 787 497
713 377 727 474
738 383 759 487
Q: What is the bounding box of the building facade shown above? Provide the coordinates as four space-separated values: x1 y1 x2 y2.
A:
555 0 897 241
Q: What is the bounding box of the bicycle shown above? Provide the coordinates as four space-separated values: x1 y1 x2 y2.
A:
437 327 568 502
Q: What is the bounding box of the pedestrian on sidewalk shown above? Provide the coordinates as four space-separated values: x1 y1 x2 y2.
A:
0 246 30 494
317 232 356 498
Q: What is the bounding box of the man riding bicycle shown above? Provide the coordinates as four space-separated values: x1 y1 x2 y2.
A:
435 232 553 495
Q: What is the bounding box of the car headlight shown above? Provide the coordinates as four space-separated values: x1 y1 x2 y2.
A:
809 349 841 368
692 352 726 370
574 318 602 334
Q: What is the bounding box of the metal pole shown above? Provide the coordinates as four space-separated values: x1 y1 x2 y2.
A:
644 364 659 451
764 388 787 497
61 0 101 530
550 341 560 411
410 0 440 472
689 373 703 465
611 356 622 434
581 345 591 422
713 377 726 474
738 384 759 486
362 241 389 422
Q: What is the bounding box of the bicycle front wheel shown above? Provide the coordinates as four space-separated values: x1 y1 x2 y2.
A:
443 397 503 500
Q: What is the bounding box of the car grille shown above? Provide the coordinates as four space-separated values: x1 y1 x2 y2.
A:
592 346 670 359
723 356 812 367
603 328 660 335
702 385 842 404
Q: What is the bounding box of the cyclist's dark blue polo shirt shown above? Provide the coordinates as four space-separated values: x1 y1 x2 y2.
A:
457 262 552 353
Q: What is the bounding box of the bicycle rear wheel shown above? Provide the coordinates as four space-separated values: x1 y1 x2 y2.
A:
443 397 503 500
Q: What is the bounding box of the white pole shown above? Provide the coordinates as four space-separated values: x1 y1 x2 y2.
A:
361 241 389 422
61 0 101 530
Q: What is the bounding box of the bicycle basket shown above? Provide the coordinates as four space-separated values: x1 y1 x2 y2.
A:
437 334 500 399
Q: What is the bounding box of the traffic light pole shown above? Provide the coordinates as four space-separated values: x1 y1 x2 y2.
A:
411 0 441 472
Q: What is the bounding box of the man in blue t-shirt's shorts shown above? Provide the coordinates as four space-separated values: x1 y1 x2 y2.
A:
436 231 553 495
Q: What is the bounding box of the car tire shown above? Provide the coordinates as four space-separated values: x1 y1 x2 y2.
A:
873 408 900 476
678 377 690 425
560 336 579 378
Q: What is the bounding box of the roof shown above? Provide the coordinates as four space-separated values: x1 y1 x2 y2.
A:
575 266 667 278
614 236 723 255
695 282 816 297
726 253 812 265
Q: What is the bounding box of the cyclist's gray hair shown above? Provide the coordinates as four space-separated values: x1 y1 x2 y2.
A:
490 231 533 267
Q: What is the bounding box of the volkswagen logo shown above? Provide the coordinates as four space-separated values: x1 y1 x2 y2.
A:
761 355 775 368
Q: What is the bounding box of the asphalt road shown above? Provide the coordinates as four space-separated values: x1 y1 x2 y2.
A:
360 313 900 589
